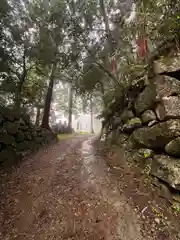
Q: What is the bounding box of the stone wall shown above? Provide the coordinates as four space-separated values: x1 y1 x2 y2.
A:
0 107 56 167
117 75 180 191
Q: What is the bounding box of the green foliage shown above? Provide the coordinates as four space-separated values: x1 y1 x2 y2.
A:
0 0 179 127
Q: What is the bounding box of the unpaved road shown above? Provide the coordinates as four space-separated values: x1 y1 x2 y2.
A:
0 136 177 239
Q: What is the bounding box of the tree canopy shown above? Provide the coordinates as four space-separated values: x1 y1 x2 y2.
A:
0 0 179 129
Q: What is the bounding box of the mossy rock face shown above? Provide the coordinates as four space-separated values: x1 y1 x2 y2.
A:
132 119 180 150
0 107 56 167
127 148 153 168
165 137 180 157
151 154 180 190
123 118 142 133
121 110 134 123
141 110 156 124
134 84 156 115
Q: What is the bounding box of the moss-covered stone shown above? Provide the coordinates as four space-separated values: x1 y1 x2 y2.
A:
165 138 180 157
127 148 153 168
123 118 142 133
141 110 156 124
0 107 56 167
151 154 180 190
132 119 180 149
121 110 134 123
134 84 156 115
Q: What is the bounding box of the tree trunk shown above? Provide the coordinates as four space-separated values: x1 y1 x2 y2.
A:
15 90 21 110
41 63 56 129
15 48 27 110
68 83 73 129
99 0 114 52
35 107 41 126
15 74 26 110
90 98 94 134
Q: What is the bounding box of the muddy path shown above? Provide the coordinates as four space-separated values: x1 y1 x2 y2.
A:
0 136 178 239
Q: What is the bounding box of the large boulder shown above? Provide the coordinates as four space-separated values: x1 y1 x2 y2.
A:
132 119 180 149
151 154 180 190
141 110 156 124
121 110 134 123
134 75 180 115
123 117 142 133
155 75 180 99
165 137 180 157
156 96 180 121
134 83 156 115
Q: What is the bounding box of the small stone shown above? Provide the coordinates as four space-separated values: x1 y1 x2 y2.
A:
141 110 156 124
155 218 160 224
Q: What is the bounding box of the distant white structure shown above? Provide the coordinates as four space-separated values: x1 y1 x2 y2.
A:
72 114 102 134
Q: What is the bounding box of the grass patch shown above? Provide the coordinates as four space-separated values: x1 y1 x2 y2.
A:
57 134 73 140
57 132 89 140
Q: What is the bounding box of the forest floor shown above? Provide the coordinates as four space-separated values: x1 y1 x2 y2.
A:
0 135 180 240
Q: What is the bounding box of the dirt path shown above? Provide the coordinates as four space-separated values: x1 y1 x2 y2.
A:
0 136 175 239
